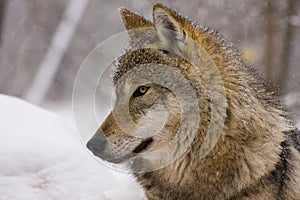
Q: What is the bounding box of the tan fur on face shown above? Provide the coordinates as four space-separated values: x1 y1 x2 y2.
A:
129 83 182 152
96 80 184 160
92 3 300 200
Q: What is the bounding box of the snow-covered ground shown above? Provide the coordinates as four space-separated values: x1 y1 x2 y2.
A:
0 94 144 200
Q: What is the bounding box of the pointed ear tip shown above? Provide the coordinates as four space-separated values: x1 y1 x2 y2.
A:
153 2 169 12
119 7 129 16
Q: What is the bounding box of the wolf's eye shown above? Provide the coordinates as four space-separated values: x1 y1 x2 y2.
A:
133 86 149 97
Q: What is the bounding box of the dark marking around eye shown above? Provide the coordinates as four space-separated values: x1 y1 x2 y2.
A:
133 86 150 97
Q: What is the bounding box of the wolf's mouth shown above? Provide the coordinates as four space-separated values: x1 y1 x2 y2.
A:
103 138 154 164
133 138 153 153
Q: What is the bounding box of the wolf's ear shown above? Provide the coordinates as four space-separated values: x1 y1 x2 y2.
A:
119 8 154 45
119 8 154 30
153 3 186 50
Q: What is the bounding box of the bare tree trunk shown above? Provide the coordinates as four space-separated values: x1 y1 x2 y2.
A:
25 0 89 104
264 0 275 83
278 0 296 94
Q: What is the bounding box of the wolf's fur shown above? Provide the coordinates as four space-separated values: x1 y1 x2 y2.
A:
88 3 300 199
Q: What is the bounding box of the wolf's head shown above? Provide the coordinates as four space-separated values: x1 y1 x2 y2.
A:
86 3 229 169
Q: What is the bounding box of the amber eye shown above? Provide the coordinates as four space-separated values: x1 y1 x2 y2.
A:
140 86 148 93
133 86 149 97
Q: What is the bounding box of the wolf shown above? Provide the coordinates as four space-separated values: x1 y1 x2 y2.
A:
87 3 300 200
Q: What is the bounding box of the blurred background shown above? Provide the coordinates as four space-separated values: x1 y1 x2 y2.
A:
0 0 299 120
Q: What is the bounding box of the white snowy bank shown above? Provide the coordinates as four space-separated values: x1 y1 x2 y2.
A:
0 94 144 200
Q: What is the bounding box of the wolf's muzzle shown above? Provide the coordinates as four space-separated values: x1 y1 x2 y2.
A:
86 134 106 157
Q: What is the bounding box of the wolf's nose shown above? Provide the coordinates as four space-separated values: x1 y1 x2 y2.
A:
86 135 106 156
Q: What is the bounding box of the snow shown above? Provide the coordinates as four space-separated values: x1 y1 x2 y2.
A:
0 94 144 200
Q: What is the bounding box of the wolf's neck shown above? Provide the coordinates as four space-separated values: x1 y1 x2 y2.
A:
137 125 288 200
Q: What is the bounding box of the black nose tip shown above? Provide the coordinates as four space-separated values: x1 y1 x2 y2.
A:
86 135 106 156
